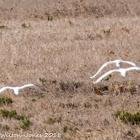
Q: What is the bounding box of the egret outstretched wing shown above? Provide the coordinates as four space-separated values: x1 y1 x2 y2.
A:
90 60 137 79
93 66 140 84
125 66 140 72
121 61 137 67
0 86 14 93
0 84 44 95
93 69 119 84
90 61 115 79
20 84 44 93
20 84 36 89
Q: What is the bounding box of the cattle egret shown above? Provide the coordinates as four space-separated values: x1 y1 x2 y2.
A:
90 60 137 79
0 84 43 95
93 67 140 84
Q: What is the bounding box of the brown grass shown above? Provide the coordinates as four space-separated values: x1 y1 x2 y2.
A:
0 0 140 139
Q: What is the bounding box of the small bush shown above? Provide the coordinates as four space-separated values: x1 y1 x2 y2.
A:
45 117 61 125
113 110 140 125
39 78 47 83
0 96 13 105
22 23 30 28
47 16 53 21
62 126 78 133
0 109 17 119
63 126 68 133
133 112 140 124
20 118 32 129
104 29 111 35
130 86 137 94
68 127 78 132
16 113 25 120
0 25 7 29
137 101 140 108
32 99 36 102
68 20 72 25
0 109 31 129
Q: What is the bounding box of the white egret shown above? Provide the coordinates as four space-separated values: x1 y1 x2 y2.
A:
90 60 137 79
0 84 43 95
93 67 140 84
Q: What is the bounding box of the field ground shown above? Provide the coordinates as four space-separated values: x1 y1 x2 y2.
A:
0 0 140 139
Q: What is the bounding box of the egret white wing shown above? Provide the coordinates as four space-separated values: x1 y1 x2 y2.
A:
20 84 44 93
125 66 140 72
93 69 119 84
0 86 13 93
122 61 137 67
21 84 35 89
90 61 114 79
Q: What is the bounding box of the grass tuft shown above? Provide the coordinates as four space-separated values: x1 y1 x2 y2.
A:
113 110 140 125
0 109 17 119
62 126 78 133
39 77 47 83
45 116 62 125
47 16 53 21
22 23 30 28
20 118 32 129
0 25 7 29
0 96 13 105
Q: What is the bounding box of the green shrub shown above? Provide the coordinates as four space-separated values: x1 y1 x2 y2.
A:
32 99 36 102
0 96 13 105
0 109 17 119
113 110 140 125
0 25 7 29
45 117 61 125
133 112 140 124
20 118 32 129
62 126 78 133
22 23 30 28
104 29 111 35
39 78 47 83
0 109 31 129
16 113 25 120
47 16 53 21
63 126 68 133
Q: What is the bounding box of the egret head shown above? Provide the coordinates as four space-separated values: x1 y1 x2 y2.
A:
119 61 123 67
116 60 122 67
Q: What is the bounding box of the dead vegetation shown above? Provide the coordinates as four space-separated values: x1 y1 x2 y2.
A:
0 0 140 139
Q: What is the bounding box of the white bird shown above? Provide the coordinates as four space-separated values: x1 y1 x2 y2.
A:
90 60 137 79
0 84 43 95
93 66 140 84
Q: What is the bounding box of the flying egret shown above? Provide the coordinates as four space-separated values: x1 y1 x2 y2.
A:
90 60 137 79
0 84 44 95
93 66 140 84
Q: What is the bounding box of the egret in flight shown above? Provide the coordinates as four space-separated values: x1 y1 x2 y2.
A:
93 66 140 84
0 84 44 95
90 60 137 79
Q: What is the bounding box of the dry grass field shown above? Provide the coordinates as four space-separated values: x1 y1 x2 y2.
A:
0 0 140 139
